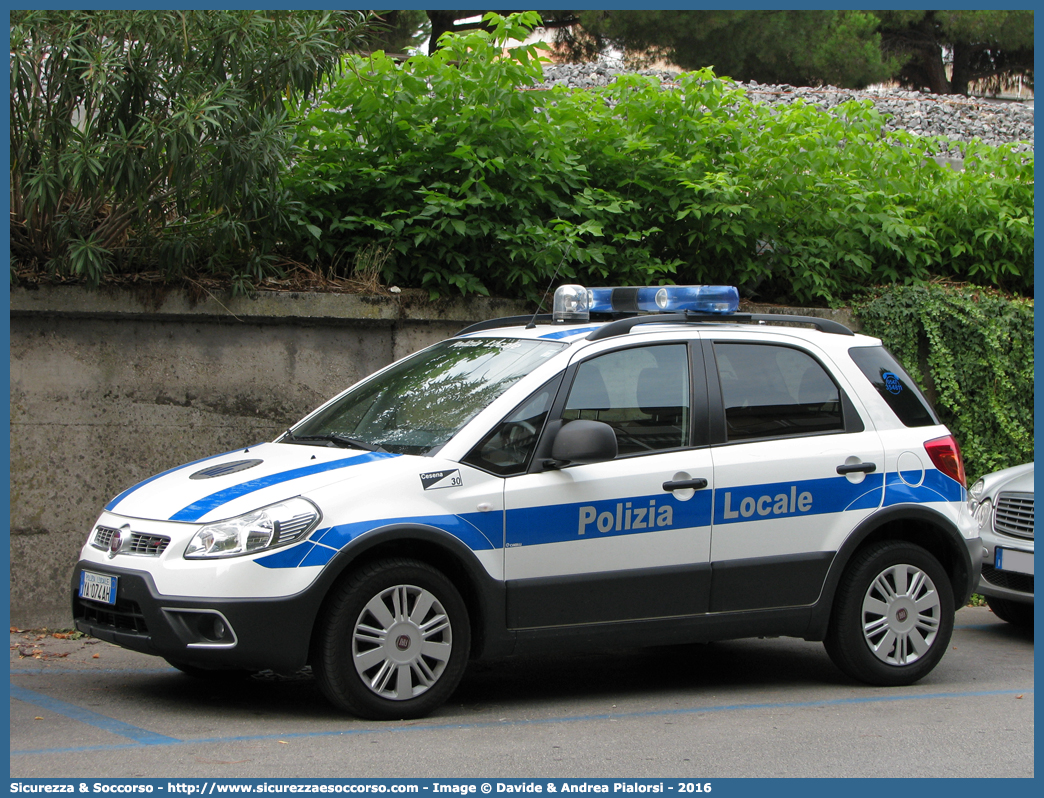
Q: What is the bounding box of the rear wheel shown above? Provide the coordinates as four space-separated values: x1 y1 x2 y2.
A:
825 541 954 686
313 558 470 720
985 595 1034 629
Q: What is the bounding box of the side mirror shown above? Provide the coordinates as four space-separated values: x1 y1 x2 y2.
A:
548 420 618 467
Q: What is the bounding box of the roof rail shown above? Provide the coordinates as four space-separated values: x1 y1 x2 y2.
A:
586 312 854 341
457 311 854 340
747 313 854 336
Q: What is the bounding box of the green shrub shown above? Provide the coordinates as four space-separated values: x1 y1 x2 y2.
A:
855 283 1033 481
286 13 1034 303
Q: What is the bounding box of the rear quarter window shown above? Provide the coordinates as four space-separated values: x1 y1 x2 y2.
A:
849 346 938 427
713 342 845 441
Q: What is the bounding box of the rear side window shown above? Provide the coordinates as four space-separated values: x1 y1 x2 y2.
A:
849 346 937 427
713 342 844 441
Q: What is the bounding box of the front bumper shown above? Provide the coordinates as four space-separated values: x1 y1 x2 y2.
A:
71 561 324 672
977 532 1034 604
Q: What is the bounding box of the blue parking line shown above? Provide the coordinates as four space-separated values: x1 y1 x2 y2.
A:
10 687 1031 757
11 667 174 676
10 684 181 746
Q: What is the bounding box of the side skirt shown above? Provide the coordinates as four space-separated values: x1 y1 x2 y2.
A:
510 606 815 657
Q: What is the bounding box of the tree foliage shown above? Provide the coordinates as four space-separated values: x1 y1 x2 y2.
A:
419 10 1034 94
425 9 581 55
9 9 376 289
550 9 1033 95
856 284 1034 482
286 14 1033 304
367 10 431 55
566 10 898 89
876 10 1034 96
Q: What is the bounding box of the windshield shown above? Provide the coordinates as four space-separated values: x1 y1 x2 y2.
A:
286 337 566 456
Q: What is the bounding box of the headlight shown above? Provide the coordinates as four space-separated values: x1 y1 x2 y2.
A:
974 498 993 530
967 479 985 512
184 497 321 559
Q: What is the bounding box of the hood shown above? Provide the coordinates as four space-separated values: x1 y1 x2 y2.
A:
105 443 401 524
979 462 1034 498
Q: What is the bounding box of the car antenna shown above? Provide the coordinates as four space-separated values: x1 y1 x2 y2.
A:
526 246 572 329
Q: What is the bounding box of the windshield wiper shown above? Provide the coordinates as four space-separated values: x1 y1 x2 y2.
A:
282 430 385 452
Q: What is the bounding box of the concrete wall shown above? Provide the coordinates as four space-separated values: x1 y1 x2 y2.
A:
9 287 528 627
8 286 858 628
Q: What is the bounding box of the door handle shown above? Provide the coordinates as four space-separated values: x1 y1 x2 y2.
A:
662 478 708 492
836 462 877 475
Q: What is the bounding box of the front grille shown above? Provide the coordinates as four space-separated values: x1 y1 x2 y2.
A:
92 527 117 550
981 564 1034 596
126 533 170 555
76 596 149 634
91 526 170 556
995 491 1034 540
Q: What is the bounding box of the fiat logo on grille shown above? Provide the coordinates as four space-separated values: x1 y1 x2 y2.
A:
108 529 123 557
396 635 412 651
895 608 908 622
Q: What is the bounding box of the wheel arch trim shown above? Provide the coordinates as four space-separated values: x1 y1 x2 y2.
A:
306 522 512 660
806 503 978 640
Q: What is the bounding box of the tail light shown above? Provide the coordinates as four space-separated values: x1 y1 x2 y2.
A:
924 435 966 487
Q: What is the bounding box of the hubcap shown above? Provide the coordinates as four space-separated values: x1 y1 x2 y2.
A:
352 584 453 701
861 563 941 666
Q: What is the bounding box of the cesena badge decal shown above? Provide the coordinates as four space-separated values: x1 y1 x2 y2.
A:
882 371 904 395
420 469 463 490
190 459 264 480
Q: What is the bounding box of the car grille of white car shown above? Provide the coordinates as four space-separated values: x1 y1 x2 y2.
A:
994 492 1034 540
92 526 171 556
981 564 1034 595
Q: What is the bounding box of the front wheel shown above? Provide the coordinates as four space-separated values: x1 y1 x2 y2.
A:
313 558 470 720
824 541 954 686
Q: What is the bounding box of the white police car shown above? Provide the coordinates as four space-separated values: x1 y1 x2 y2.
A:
73 285 981 719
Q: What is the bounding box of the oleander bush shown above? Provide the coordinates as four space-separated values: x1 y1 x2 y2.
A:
9 10 377 291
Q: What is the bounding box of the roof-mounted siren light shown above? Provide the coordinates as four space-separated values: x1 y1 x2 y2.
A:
553 285 740 322
552 284 593 323
646 285 740 314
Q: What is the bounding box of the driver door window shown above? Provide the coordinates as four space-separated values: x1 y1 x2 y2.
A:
563 344 690 456
463 377 562 476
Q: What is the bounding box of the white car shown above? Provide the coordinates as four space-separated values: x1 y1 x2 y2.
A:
969 462 1034 628
73 284 981 719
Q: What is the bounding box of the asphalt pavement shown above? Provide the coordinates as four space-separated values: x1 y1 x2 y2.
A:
9 606 1034 779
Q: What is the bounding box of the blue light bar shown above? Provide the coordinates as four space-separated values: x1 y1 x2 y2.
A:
587 285 739 315
551 284 739 323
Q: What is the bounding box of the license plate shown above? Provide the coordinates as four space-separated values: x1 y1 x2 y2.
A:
995 547 1034 576
79 570 117 605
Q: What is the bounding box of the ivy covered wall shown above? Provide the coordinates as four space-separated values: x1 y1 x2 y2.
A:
856 284 1033 482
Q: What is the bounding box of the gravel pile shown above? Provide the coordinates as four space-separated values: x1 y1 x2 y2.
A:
533 60 1034 152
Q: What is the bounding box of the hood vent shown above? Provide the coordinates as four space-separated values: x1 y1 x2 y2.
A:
189 459 264 480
